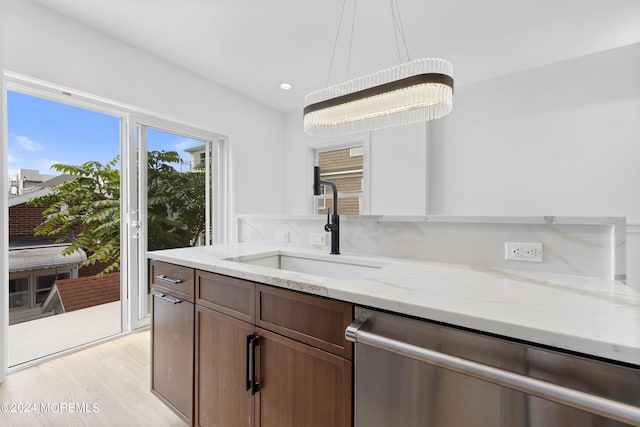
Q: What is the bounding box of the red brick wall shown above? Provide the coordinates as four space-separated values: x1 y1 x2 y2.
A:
11 201 119 277
9 202 49 238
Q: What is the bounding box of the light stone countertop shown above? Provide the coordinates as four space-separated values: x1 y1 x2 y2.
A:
147 242 640 366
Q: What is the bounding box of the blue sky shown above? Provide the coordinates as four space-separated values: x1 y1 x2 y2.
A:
7 91 203 179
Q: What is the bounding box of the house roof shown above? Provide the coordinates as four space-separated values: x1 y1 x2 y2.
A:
9 174 72 207
52 272 120 313
184 144 206 153
9 245 86 273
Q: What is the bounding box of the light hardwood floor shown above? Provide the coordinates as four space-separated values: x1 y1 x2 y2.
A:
0 330 185 427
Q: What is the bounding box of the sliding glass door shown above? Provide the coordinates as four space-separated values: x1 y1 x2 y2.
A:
6 90 122 367
126 118 222 329
3 74 229 371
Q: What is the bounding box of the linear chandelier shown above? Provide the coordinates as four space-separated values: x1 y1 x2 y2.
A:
304 58 454 136
303 0 454 137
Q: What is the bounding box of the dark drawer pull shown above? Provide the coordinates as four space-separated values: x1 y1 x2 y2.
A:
245 335 252 391
152 291 182 304
155 274 183 285
246 334 261 395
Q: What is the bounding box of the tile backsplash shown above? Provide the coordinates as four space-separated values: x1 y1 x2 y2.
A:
237 215 626 281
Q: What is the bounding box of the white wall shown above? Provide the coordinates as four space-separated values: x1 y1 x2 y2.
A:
430 43 640 218
0 1 287 380
0 1 286 216
370 123 429 215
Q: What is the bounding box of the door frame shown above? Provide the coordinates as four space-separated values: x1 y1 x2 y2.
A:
1 71 231 378
126 115 230 329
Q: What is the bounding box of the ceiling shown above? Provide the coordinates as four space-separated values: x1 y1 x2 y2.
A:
39 0 640 113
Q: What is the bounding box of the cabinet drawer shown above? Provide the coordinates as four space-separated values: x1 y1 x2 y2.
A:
150 261 195 303
256 285 353 359
151 293 194 424
196 271 255 323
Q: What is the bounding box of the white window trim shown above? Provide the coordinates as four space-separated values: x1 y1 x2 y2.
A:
2 74 9 381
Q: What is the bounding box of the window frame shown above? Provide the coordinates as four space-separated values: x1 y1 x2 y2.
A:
312 140 370 216
8 275 29 310
9 268 73 311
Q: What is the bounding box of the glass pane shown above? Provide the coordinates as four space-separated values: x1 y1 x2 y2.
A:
141 129 211 319
318 197 362 216
9 293 29 309
7 90 122 365
9 277 28 294
146 129 209 251
9 278 29 308
317 146 363 215
35 291 48 305
35 272 69 304
36 274 57 290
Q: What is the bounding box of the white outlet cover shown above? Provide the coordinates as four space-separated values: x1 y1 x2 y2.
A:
274 230 289 243
309 232 327 245
505 242 543 262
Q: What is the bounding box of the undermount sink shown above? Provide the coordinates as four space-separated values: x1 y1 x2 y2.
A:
226 253 383 281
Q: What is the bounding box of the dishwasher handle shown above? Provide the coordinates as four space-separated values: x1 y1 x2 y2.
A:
345 320 640 426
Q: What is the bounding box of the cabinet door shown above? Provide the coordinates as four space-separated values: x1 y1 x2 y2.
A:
256 328 352 427
195 306 254 427
151 294 194 424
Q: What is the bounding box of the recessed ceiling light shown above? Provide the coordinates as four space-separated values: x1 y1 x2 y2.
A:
280 83 292 90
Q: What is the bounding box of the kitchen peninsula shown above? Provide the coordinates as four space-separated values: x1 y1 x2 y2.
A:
148 238 640 426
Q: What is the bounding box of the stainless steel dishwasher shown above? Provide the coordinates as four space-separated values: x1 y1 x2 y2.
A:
346 307 640 427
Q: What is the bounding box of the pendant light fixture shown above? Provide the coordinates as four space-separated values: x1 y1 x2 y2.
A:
303 0 454 137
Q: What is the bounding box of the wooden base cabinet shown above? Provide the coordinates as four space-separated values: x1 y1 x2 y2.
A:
195 306 254 427
150 261 196 426
256 328 352 427
193 271 353 427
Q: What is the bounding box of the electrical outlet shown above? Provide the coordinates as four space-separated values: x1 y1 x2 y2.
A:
274 230 289 243
505 242 543 262
309 232 327 246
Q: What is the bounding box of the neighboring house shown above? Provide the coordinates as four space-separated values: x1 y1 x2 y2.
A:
9 168 56 196
184 144 206 170
8 173 117 325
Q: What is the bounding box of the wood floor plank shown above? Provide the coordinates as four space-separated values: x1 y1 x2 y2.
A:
0 330 185 427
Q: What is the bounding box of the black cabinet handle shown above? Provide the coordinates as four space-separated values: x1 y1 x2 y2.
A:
245 334 253 391
249 335 261 395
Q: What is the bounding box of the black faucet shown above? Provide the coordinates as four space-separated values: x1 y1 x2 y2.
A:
314 166 340 255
